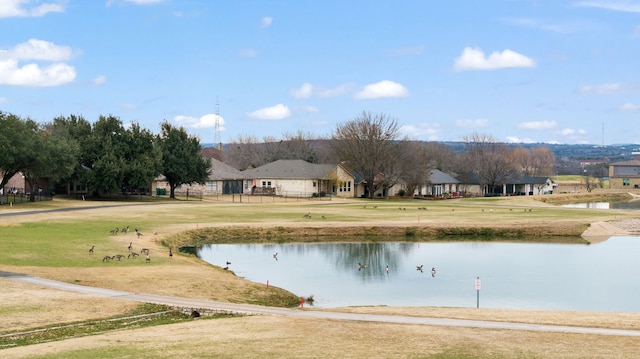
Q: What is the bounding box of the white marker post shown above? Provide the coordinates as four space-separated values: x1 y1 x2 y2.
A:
474 277 482 308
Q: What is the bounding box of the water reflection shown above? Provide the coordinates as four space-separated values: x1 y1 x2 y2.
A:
197 237 640 312
561 200 640 210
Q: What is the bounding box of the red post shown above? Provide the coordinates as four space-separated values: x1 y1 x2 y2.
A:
300 297 305 308
266 280 269 289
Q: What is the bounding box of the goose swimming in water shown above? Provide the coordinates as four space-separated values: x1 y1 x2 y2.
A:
358 262 367 270
416 265 424 272
431 267 437 277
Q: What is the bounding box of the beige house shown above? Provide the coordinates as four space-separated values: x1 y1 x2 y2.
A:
242 159 357 198
609 159 640 190
152 157 246 196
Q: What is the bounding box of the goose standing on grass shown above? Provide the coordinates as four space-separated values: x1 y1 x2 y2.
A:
89 245 95 254
169 247 173 259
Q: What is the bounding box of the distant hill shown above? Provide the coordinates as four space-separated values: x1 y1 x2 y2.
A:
203 141 639 161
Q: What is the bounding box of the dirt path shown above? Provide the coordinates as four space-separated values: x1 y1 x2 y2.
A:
3 270 640 338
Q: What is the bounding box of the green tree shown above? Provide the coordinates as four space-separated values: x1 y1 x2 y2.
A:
331 111 401 199
159 121 211 199
121 122 163 194
21 123 79 200
0 112 38 192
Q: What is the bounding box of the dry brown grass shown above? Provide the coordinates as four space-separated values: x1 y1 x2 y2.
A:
2 192 640 358
3 315 640 359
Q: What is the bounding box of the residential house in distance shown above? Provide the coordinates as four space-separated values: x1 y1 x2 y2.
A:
608 159 640 189
151 157 246 196
242 159 356 198
414 169 461 197
456 173 555 196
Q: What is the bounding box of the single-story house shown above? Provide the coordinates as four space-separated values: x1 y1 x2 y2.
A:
609 160 640 189
242 159 357 198
152 157 246 196
457 173 555 196
415 169 461 197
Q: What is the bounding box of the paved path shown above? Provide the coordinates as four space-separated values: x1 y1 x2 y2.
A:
3 271 640 337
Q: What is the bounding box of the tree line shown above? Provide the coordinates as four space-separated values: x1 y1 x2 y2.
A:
0 112 210 199
225 111 556 199
1 110 556 200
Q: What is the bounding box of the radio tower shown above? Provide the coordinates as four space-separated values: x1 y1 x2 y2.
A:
215 96 221 151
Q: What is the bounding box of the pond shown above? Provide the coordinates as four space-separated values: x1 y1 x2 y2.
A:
197 236 640 312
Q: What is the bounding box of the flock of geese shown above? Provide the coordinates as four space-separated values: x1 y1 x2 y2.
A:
360 263 437 277
89 226 168 263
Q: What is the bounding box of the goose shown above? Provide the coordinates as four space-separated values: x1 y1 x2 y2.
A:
89 245 95 254
358 262 367 270
416 265 424 272
385 265 389 273
431 267 437 277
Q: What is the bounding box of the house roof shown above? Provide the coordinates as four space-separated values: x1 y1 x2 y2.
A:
243 159 337 179
208 158 245 180
200 147 224 162
610 160 640 166
429 169 459 184
508 176 553 185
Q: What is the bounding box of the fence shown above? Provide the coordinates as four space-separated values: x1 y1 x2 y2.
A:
1 192 53 205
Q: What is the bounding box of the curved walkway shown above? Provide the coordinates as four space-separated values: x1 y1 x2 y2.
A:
2 271 639 337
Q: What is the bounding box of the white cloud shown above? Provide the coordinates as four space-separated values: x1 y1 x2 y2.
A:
620 102 640 111
579 83 632 94
354 80 409 99
290 82 351 99
0 60 75 86
174 113 225 130
248 104 291 120
0 39 76 87
0 97 8 104
506 136 536 143
454 118 490 128
574 1 640 12
399 123 440 140
93 75 107 85
453 47 536 71
261 16 273 28
0 39 75 61
0 0 64 18
517 120 557 130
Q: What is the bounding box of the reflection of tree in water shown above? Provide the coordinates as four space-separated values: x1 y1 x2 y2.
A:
322 242 416 282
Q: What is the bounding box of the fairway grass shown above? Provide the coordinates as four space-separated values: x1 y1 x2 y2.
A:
1 191 640 358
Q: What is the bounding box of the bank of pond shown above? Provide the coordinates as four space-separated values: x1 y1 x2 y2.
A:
180 235 639 313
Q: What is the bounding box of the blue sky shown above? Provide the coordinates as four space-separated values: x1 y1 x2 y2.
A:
1 0 639 145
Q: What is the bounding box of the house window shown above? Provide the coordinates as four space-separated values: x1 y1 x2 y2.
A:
313 181 317 187
206 181 217 191
262 181 271 187
339 181 351 192
623 178 631 186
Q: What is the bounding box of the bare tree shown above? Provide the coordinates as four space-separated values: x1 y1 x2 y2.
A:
396 140 431 196
462 133 518 195
225 135 267 170
529 146 556 177
511 145 556 177
331 111 401 199
423 142 457 172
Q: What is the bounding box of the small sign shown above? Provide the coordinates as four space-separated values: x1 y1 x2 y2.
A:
474 277 482 290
